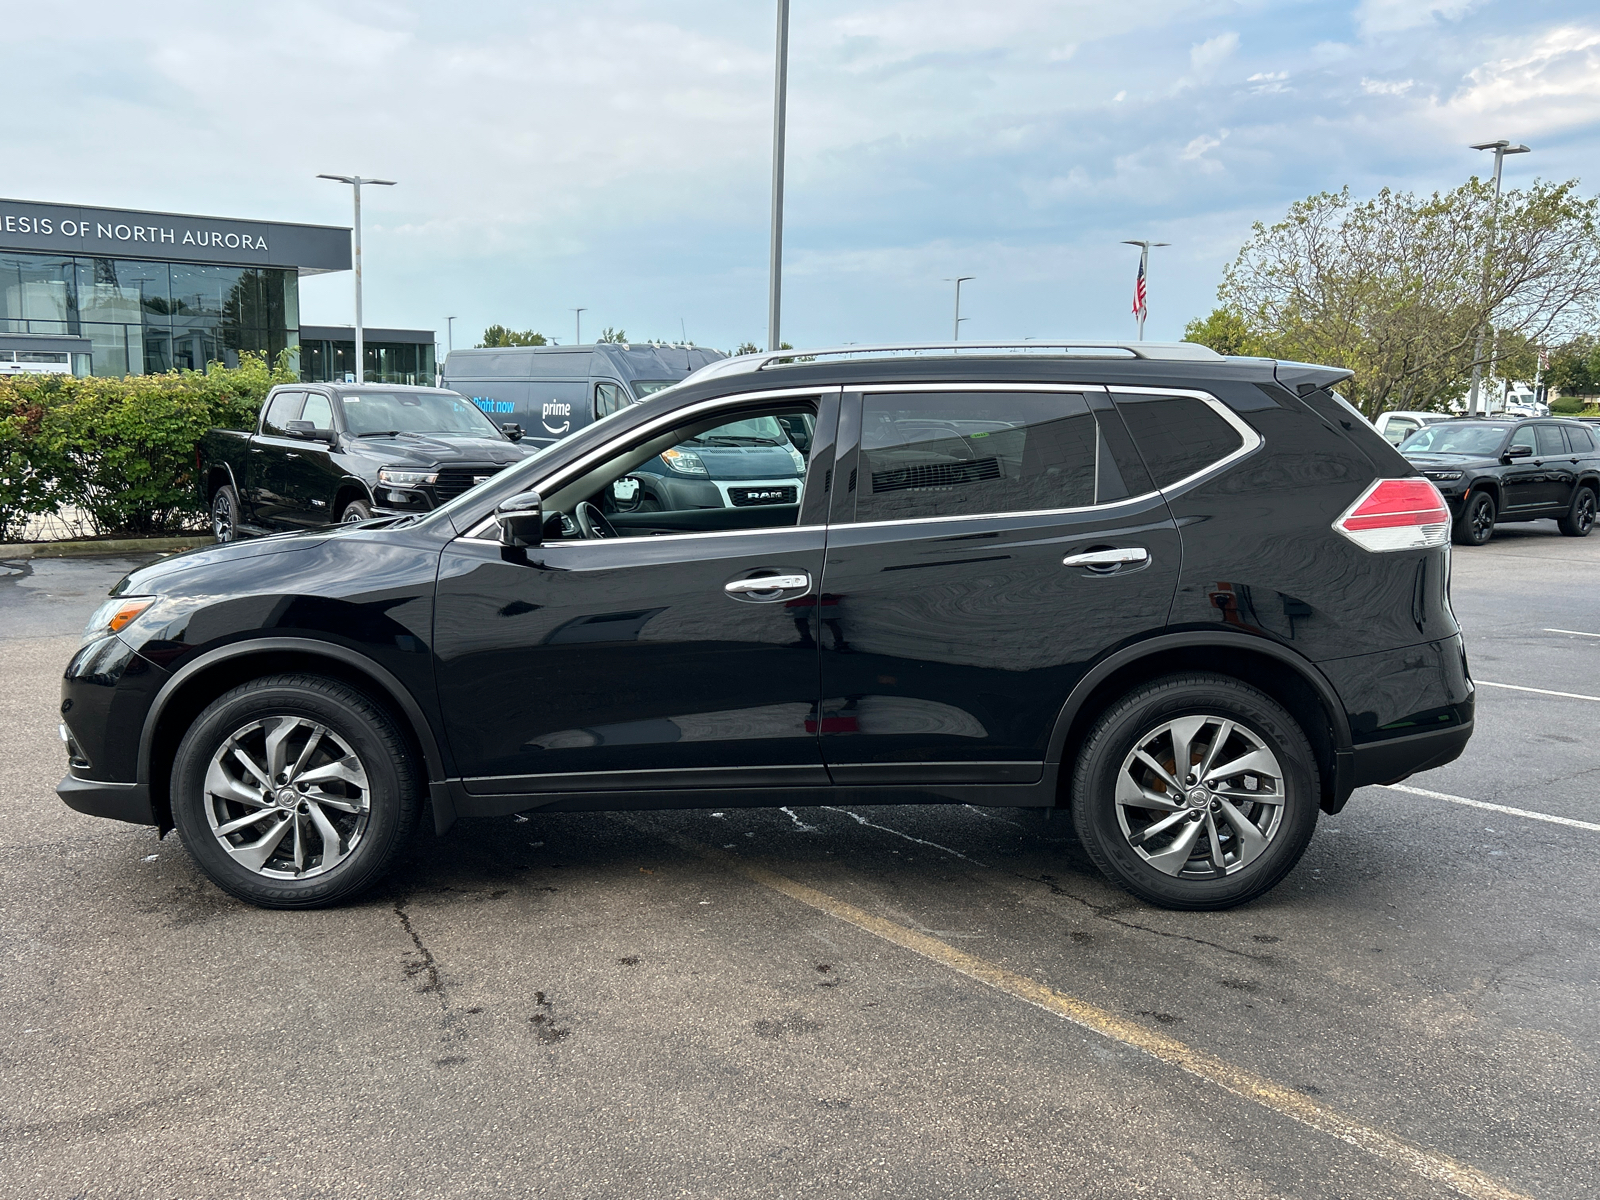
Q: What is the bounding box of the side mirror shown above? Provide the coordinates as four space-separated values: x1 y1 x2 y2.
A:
1504 444 1533 461
610 475 643 511
496 491 544 547
284 420 336 445
500 422 524 443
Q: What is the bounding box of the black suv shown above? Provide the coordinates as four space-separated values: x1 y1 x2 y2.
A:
59 343 1474 912
1397 418 1600 545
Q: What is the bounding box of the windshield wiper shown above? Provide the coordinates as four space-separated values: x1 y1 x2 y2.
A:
355 430 402 438
698 435 779 446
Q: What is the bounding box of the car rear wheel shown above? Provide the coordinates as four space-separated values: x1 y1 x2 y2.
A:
1070 674 1320 911
1452 491 1495 546
340 498 373 524
1557 486 1596 538
211 484 240 543
170 675 422 908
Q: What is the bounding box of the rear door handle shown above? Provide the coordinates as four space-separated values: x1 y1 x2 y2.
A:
725 573 811 600
285 453 299 459
1063 547 1149 569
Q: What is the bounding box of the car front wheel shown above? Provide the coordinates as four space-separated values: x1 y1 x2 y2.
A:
1558 486 1596 538
170 675 422 908
340 498 373 524
1452 491 1495 546
1070 674 1320 911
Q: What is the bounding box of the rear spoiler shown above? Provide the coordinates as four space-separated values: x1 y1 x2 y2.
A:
1273 359 1354 395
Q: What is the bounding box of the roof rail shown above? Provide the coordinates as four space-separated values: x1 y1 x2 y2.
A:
687 340 1225 382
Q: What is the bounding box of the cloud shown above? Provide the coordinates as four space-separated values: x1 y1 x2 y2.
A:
1443 24 1600 135
1356 0 1481 38
1189 32 1240 79
1361 77 1417 95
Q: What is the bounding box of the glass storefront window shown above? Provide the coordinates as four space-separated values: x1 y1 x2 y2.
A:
1 253 298 377
1 253 76 334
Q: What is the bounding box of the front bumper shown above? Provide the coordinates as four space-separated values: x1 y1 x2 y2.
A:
56 775 155 825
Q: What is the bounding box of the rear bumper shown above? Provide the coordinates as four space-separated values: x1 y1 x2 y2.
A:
56 775 155 826
1349 719 1474 790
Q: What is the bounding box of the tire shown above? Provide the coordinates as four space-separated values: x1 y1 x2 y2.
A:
339 497 373 524
170 674 422 908
211 484 240 543
1557 486 1596 538
1452 491 1495 546
1070 673 1320 911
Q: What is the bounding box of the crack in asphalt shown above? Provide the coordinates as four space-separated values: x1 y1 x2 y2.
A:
393 897 447 1012
1027 874 1278 962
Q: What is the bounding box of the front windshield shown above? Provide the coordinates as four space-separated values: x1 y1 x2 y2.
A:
631 379 679 398
687 415 787 445
340 390 502 437
1399 424 1508 456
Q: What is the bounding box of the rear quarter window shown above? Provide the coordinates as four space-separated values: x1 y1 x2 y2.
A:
1111 393 1245 489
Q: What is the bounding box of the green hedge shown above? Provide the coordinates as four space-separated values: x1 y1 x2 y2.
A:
0 352 293 540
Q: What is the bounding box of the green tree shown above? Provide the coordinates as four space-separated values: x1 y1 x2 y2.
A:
1196 181 1600 416
1546 335 1600 399
478 325 548 348
597 327 628 343
1182 308 1264 357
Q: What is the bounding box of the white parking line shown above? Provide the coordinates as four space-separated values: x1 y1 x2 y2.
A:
1543 628 1600 638
1476 680 1600 703
1382 784 1600 833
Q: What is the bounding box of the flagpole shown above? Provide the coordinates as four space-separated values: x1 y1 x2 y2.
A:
1122 239 1169 341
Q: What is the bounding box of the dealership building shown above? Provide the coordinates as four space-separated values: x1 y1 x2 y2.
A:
0 198 434 383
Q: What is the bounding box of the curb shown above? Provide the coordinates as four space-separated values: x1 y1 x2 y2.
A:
0 535 214 560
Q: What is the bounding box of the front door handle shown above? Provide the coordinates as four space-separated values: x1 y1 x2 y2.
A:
725 573 811 600
1063 547 1149 569
285 453 299 459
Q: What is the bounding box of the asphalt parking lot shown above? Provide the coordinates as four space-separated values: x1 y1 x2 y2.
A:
3 523 1596 1200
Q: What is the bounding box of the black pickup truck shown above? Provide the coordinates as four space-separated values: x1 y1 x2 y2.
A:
199 383 533 540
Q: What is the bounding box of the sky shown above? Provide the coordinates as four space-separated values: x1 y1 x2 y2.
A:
5 0 1598 354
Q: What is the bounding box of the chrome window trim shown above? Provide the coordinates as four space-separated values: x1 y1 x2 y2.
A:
1107 385 1262 496
455 523 828 548
839 491 1163 533
457 384 841 541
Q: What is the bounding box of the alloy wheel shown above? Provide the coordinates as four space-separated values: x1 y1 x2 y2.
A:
1470 496 1494 542
1114 714 1286 878
202 716 371 878
212 491 235 542
1578 491 1596 534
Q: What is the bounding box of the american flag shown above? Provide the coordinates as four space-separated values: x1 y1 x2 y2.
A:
1132 259 1147 317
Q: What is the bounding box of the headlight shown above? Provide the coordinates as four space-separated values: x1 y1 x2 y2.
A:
81 596 155 645
377 468 439 486
786 444 807 475
660 448 709 476
1425 471 1464 482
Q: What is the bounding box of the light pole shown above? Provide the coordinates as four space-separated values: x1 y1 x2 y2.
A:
768 0 790 352
1465 139 1531 415
572 308 586 345
446 316 456 355
946 276 974 340
317 174 395 382
1121 240 1169 341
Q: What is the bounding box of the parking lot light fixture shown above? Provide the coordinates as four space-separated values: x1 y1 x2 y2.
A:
573 308 587 345
946 277 975 341
1465 140 1531 415
317 174 396 383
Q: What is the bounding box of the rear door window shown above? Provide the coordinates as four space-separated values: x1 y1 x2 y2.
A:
852 391 1129 523
1111 393 1245 489
1535 425 1567 457
260 391 303 437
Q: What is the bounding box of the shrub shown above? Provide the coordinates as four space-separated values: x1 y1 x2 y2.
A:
0 351 293 539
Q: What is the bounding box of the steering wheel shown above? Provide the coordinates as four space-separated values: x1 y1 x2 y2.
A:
573 500 619 539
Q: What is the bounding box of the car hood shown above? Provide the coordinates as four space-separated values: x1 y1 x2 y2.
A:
689 444 803 481
1401 452 1499 468
112 527 356 596
346 432 531 467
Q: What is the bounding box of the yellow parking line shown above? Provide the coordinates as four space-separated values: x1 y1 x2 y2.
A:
669 834 1530 1200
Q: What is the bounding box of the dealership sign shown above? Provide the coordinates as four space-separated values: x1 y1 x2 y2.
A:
0 198 352 273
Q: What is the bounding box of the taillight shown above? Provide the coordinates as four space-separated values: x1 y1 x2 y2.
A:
1333 478 1450 552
